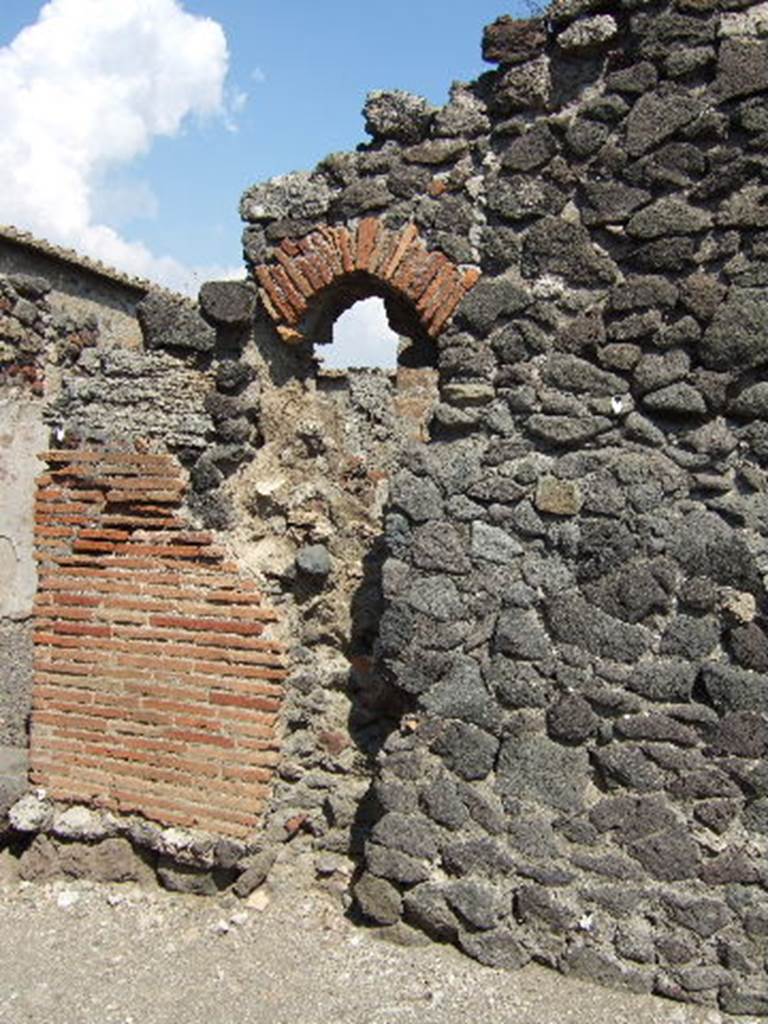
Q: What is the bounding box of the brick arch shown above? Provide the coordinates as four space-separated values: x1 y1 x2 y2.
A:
253 217 479 345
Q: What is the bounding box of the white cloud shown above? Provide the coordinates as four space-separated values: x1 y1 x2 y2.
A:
320 297 400 370
0 0 241 293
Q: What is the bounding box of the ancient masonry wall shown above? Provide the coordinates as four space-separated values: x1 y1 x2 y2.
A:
31 449 286 839
1 0 768 1016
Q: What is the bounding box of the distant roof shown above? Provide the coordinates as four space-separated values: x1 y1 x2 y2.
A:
0 224 185 299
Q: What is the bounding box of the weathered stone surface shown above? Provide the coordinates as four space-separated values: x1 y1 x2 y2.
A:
354 872 403 925
627 198 712 239
9 793 53 833
557 14 617 51
701 288 768 369
714 38 768 99
296 544 332 577
497 734 588 812
432 721 499 781
625 89 703 156
547 592 652 662
501 125 557 172
482 16 547 64
199 280 255 326
546 694 596 743
232 849 277 897
458 928 531 970
522 217 617 285
535 477 583 516
137 292 216 352
363 90 435 143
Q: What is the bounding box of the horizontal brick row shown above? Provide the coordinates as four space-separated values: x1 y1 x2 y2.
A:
30 449 287 839
254 217 480 344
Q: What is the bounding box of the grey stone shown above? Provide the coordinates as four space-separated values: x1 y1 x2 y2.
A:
694 799 739 835
633 350 690 395
411 522 470 575
627 197 712 239
714 38 768 100
626 828 701 881
157 857 220 896
625 88 703 157
363 90 435 143
546 694 597 743
664 894 731 939
615 713 698 747
522 217 617 285
446 880 501 930
547 592 652 663
590 794 679 842
442 837 515 877
557 14 617 51
729 618 768 675
668 768 740 800
501 125 557 172
392 471 444 522
642 382 707 415
403 883 458 940
421 774 469 831
730 381 768 418
606 61 658 94
199 281 255 326
701 288 768 370
431 722 499 781
423 658 501 734
700 664 768 714
471 522 523 564
497 734 588 812
584 565 669 625
403 138 467 165
494 608 551 661
295 544 332 577
232 849 277 897
403 576 464 622
367 844 430 885
581 182 655 226
627 660 697 702
9 793 53 833
720 990 768 1016
660 615 719 659
354 872 403 925
459 928 530 970
456 276 530 334
593 745 667 792
562 947 652 994
486 174 565 222
371 813 439 861
527 415 611 447
51 806 108 841
699 848 763 885
137 292 216 352
493 58 551 115
543 355 624 397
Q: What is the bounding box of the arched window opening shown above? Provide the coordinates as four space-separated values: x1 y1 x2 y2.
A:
319 297 398 371
303 274 440 443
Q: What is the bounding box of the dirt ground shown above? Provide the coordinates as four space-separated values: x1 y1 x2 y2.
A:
0 849 751 1024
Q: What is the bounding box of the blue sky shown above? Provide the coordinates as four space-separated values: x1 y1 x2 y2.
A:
0 0 525 291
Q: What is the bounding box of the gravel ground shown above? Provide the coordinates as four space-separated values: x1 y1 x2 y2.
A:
0 850 750 1024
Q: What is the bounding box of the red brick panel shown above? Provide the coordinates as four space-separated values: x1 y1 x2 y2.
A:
254 218 479 344
30 449 287 839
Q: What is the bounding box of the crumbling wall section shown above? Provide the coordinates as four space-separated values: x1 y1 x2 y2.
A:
238 0 768 1014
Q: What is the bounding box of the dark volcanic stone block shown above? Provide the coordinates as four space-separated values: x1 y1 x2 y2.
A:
497 734 588 811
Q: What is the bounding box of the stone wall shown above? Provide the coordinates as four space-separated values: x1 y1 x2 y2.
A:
2 0 768 1015
237 0 768 1014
